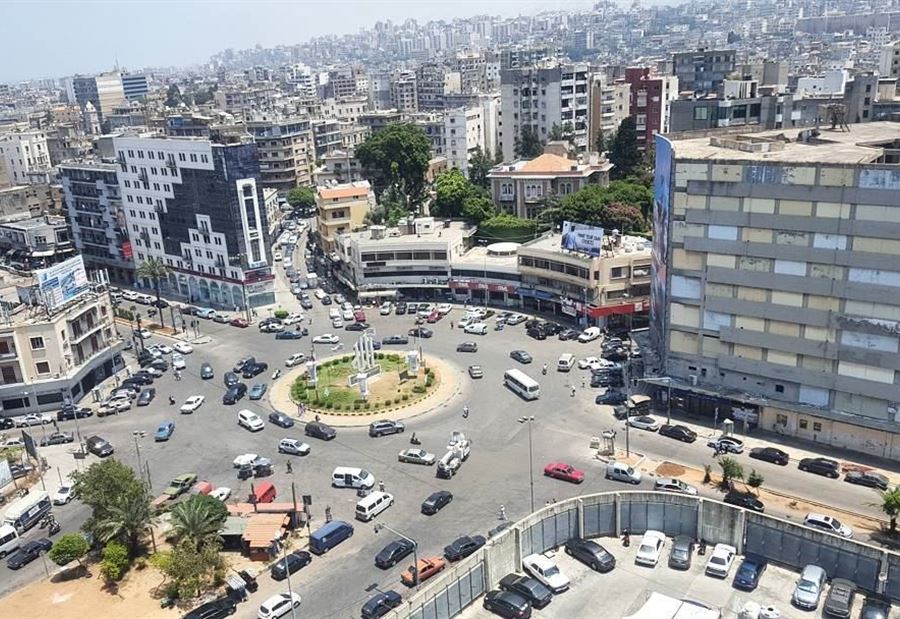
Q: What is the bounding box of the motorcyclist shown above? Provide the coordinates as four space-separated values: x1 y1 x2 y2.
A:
542 363 548 375
462 405 470 418
168 395 176 405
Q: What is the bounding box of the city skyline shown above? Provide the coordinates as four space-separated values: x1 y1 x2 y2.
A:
1 0 608 82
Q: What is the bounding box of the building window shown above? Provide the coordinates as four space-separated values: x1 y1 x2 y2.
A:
812 422 822 432
693 107 709 120
799 419 808 429
35 361 51 375
775 384 784 393
610 266 630 279
775 414 788 426
30 336 45 350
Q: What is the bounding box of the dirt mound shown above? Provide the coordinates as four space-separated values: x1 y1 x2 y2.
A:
655 461 686 477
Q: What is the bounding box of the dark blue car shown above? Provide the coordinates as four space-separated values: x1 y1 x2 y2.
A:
733 557 767 591
154 421 175 442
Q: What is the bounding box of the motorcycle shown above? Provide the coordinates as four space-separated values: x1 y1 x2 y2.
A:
168 395 176 405
272 369 282 380
409 434 421 446
48 519 60 536
39 514 54 529
541 365 548 375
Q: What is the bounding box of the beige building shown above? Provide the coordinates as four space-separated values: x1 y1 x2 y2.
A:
245 116 315 194
653 124 900 459
0 284 124 416
488 150 613 219
315 181 375 253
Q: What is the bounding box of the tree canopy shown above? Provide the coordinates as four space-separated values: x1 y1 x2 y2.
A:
467 146 494 190
356 123 432 207
556 181 650 233
431 169 496 223
609 117 643 180
477 214 541 242
286 186 316 210
165 84 183 108
514 126 544 159
168 495 228 548
49 533 89 567
548 122 575 143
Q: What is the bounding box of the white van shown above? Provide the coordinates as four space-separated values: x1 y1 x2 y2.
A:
355 491 394 522
605 461 642 484
0 524 21 558
237 409 264 432
557 353 576 372
331 467 376 489
463 322 488 335
577 327 602 342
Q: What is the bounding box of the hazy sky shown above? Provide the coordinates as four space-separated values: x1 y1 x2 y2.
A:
1 0 606 83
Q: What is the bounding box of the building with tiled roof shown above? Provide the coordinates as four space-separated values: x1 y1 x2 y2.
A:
315 180 375 252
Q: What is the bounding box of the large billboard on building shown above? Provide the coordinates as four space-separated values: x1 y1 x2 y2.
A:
651 135 674 363
35 255 90 311
560 221 604 257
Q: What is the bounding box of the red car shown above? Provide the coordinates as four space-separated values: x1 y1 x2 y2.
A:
353 310 366 323
426 310 441 323
543 462 585 484
401 556 446 587
229 317 249 328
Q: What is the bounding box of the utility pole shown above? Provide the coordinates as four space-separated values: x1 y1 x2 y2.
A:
374 523 419 589
518 416 535 512
624 358 631 457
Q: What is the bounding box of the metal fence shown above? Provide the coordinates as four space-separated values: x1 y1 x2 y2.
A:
408 562 485 619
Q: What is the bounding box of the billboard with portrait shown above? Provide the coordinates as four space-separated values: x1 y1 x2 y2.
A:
560 221 604 257
35 255 90 311
651 135 674 362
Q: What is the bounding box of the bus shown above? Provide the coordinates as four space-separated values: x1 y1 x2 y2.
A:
504 369 541 400
2 491 51 533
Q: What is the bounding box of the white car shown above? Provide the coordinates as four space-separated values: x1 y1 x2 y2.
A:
210 487 232 502
506 314 527 325
705 543 737 578
341 308 354 321
15 413 52 427
180 395 205 414
457 315 474 328
173 342 194 355
278 438 310 456
627 415 661 431
52 485 74 505
172 354 186 370
2 437 24 448
142 366 164 377
436 303 453 315
379 302 393 315
398 448 437 465
312 333 340 344
417 304 435 318
285 353 306 367
282 313 304 325
238 409 265 432
635 530 666 566
577 327 602 342
233 453 260 468
463 322 488 335
99 399 131 414
273 251 283 262
154 343 173 355
707 436 745 454
331 317 345 329
135 328 152 339
258 591 301 619
260 322 285 333
579 356 616 371
654 478 698 496
522 553 569 593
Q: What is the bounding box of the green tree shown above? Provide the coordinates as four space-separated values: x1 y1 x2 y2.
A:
609 117 643 180
365 183 410 226
432 169 470 218
286 186 316 211
477 214 540 242
514 126 544 159
462 193 496 224
548 122 575 143
72 460 146 544
136 257 169 328
594 126 606 154
557 183 648 233
94 486 154 555
193 89 214 105
153 539 225 598
49 533 90 568
165 84 183 108
100 541 130 582
747 470 764 494
467 146 494 190
878 487 900 533
719 457 745 490
168 495 228 548
356 123 432 208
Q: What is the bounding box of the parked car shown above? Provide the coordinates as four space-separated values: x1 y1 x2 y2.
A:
859 596 892 619
242 362 268 378
154 422 175 442
184 597 236 619
799 457 840 478
444 535 486 562
375 539 415 569
564 537 615 572
733 556 767 591
382 335 409 346
543 462 585 484
270 551 311 581
844 470 889 489
595 390 628 405
823 578 857 618
257 591 301 619
723 490 765 513
522 553 569 593
667 535 694 570
6 538 53 569
57 406 92 421
40 431 74 446
803 512 853 538
398 448 436 465
421 490 453 515
136 388 156 406
268 412 295 428
483 590 532 619
792 564 827 610
52 485 74 505
275 330 305 340
635 530 666 566
360 591 402 619
401 556 446 587
748 446 790 465
285 353 306 367
658 424 697 442
498 574 552 609
164 473 198 497
705 543 736 578
407 327 433 338
510 350 532 364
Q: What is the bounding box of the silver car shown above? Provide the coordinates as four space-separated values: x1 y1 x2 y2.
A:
792 564 827 610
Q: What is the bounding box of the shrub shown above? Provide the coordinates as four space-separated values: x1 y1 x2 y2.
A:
412 385 426 394
364 403 371 410
393 397 401 405
100 541 130 582
341 355 351 363
353 403 361 410
324 402 333 410
273 309 288 319
401 394 409 401
375 352 384 360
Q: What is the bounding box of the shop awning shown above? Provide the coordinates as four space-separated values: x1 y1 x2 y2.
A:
359 289 398 299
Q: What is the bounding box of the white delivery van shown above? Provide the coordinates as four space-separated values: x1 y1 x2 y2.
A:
331 467 376 489
605 461 642 484
355 491 394 521
557 353 576 372
306 272 318 289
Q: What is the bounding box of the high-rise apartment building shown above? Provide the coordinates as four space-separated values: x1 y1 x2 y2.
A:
59 160 135 284
69 71 127 118
672 48 736 93
623 68 678 150
121 73 149 100
651 124 900 459
499 61 592 161
113 134 275 309
0 128 51 185
880 41 900 78
416 63 447 111
245 116 315 195
391 71 419 113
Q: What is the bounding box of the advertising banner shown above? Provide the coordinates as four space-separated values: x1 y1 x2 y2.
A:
0 460 11 490
35 255 89 311
560 221 604 257
651 135 674 362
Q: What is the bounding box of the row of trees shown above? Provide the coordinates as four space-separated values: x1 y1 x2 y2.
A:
50 460 229 598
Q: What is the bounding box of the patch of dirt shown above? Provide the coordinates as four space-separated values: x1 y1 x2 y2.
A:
655 461 687 477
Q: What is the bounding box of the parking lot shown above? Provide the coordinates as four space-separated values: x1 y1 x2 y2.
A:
2 225 898 618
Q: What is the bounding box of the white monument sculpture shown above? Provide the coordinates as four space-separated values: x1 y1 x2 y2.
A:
348 331 381 396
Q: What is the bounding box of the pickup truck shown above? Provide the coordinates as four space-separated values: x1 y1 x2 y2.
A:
163 473 198 498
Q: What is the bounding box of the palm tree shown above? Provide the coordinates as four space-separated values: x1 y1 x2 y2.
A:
168 496 225 547
879 487 900 533
718 457 744 491
136 257 169 328
95 489 154 554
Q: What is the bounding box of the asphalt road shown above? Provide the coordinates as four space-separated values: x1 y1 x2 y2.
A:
1 231 893 616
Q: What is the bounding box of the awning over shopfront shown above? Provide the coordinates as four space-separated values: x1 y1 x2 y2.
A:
359 289 399 299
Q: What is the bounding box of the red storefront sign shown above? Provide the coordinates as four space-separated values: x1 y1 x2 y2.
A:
586 299 650 318
120 241 133 260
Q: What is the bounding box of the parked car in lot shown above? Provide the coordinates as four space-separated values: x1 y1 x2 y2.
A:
823 578 857 618
635 530 666 566
627 415 660 431
792 564 827 610
401 556 446 587
360 590 402 619
705 543 736 578
733 556 767 591
57 405 92 421
657 424 697 442
369 420 404 437
398 448 436 465
522 553 569 593
543 462 584 484
844 470 889 489
498 574 552 609
595 390 628 405
724 490 765 513
564 537 615 572
748 446 789 465
707 435 745 454
270 551 311 580
137 388 156 406
798 457 840 478
859 596 892 619
444 535 486 562
483 590 532 619
375 539 415 569
667 535 694 570
184 597 236 619
257 591 301 619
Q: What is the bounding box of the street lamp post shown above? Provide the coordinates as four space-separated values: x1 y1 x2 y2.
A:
479 239 488 308
374 523 419 589
624 359 631 458
518 416 535 512
281 540 299 619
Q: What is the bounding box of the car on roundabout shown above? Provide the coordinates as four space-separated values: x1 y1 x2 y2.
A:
248 384 268 400
312 333 340 344
173 342 193 354
269 412 294 428
180 395 205 414
285 353 306 367
398 448 436 465
543 462 584 483
278 438 310 456
468 365 484 379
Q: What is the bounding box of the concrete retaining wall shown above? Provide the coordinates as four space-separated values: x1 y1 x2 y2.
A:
386 491 900 619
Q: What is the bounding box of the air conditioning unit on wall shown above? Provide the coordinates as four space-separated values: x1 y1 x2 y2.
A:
689 375 698 386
